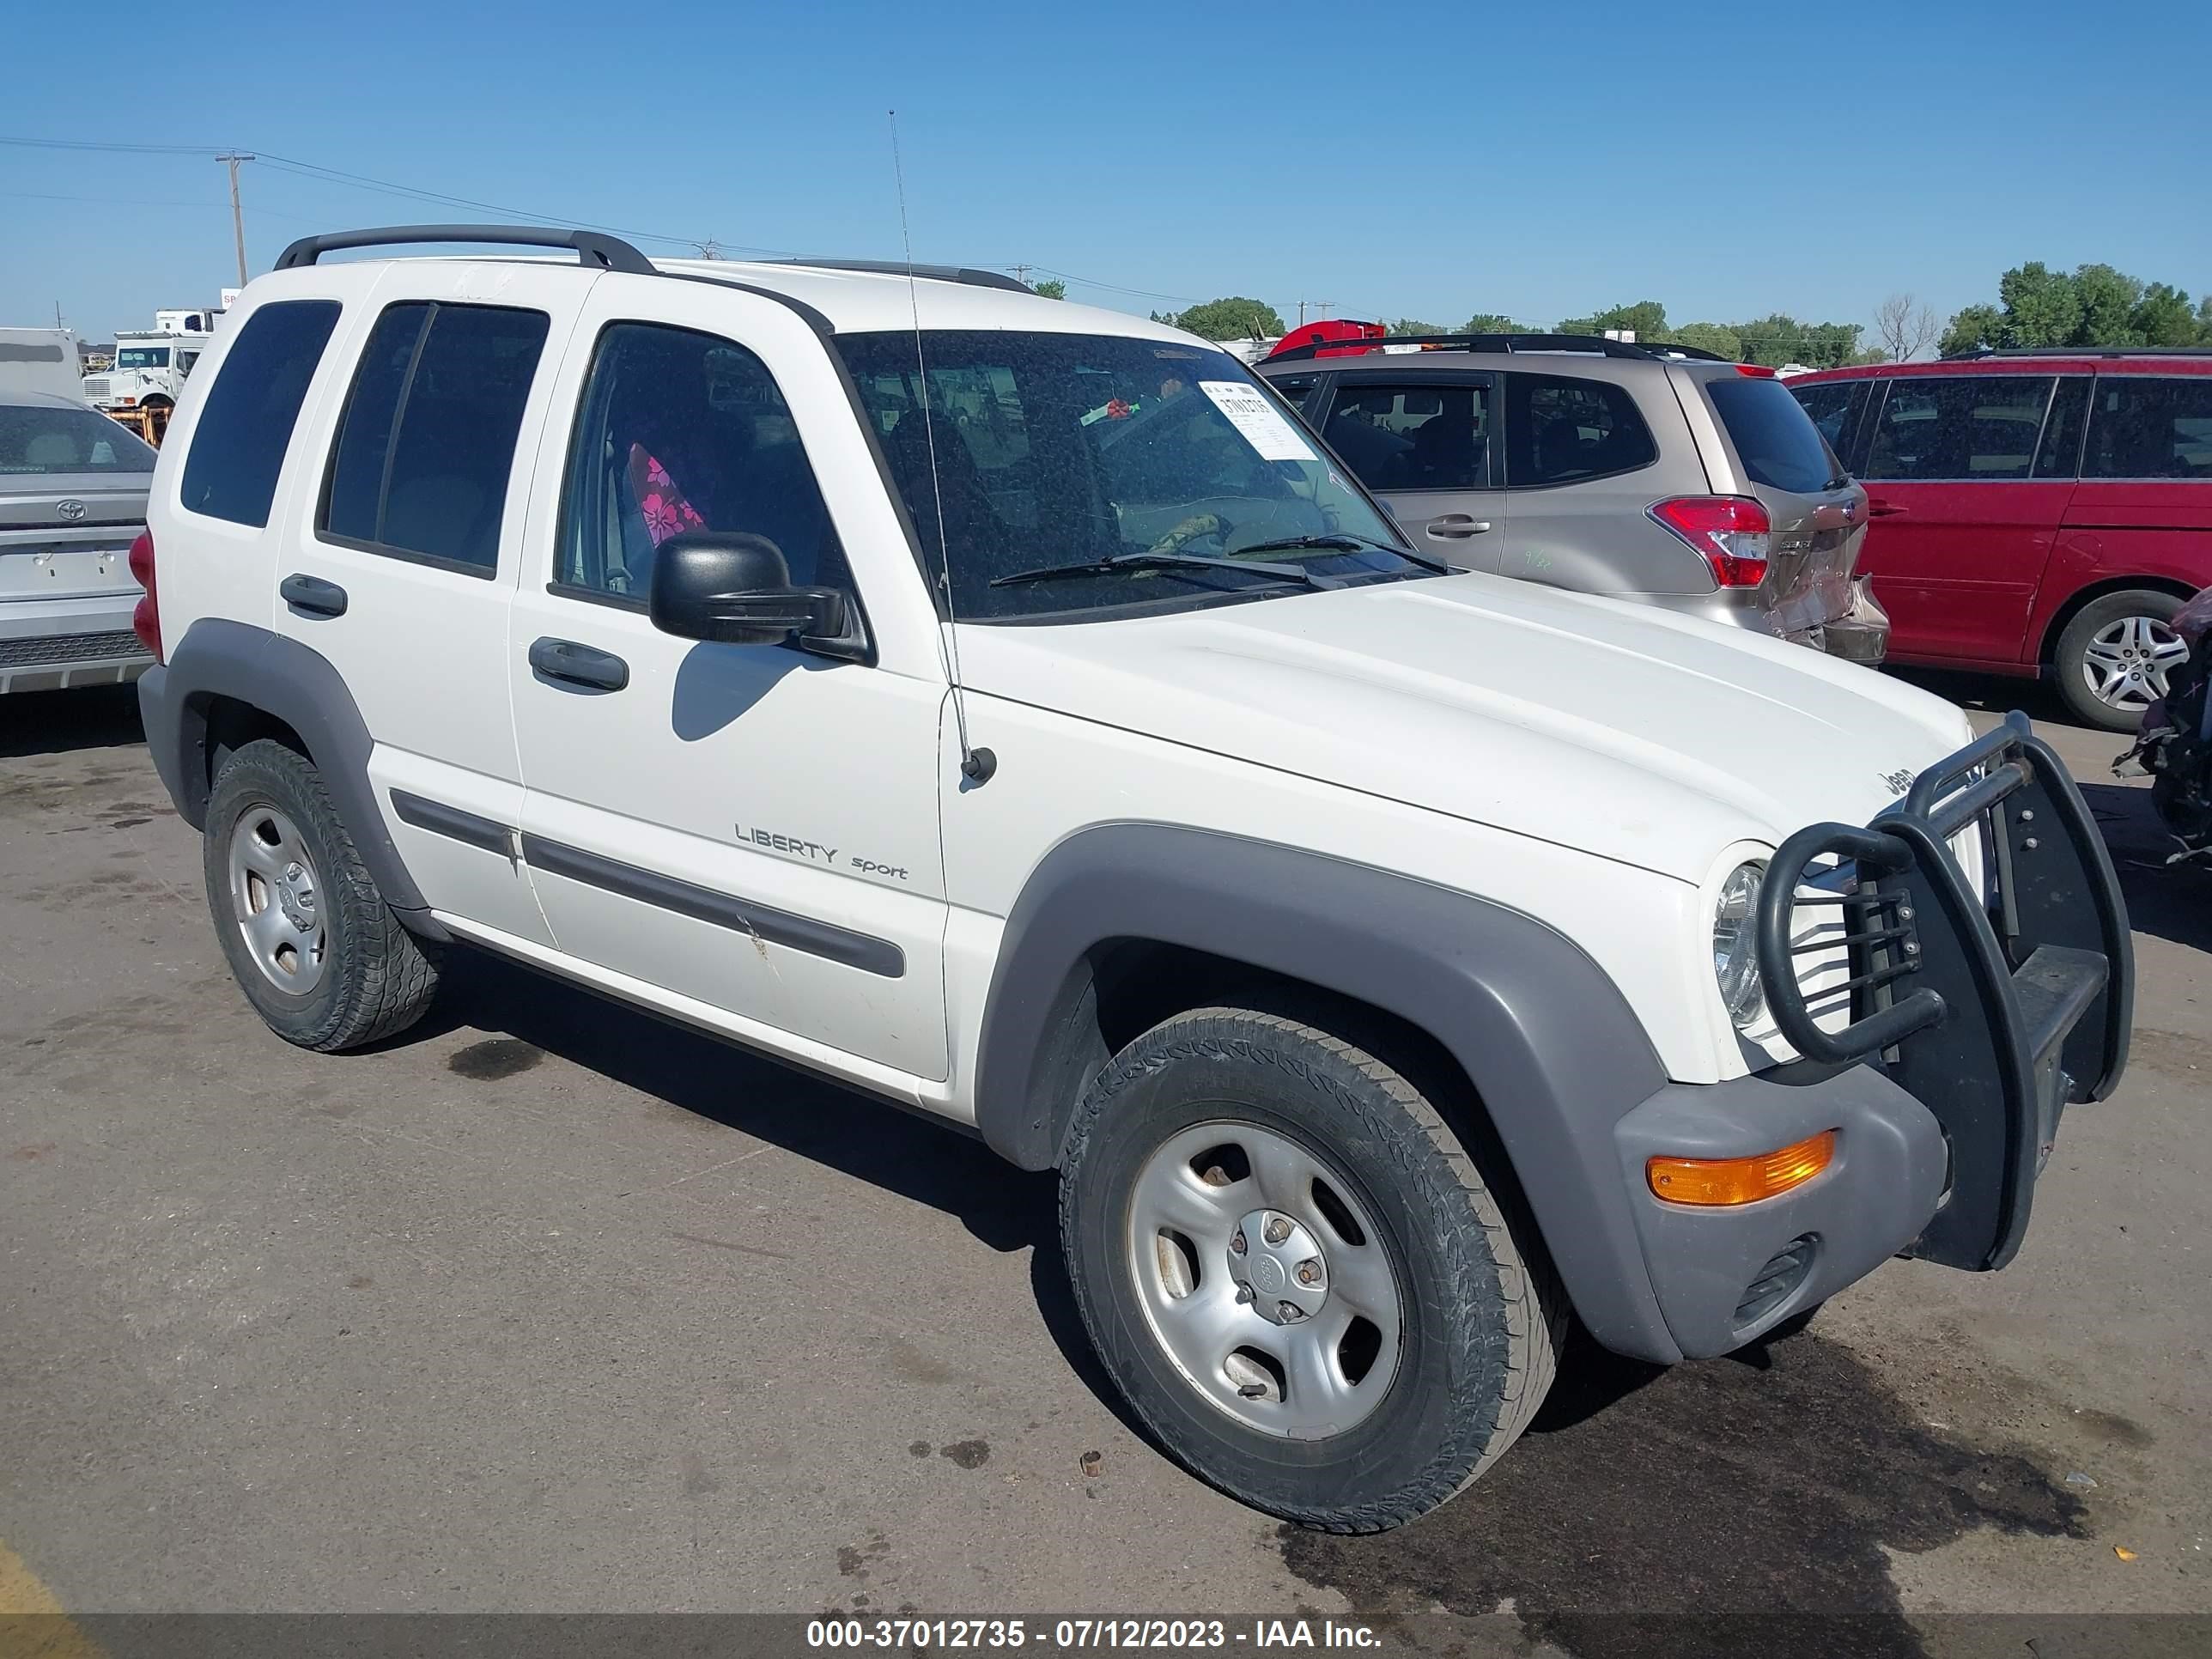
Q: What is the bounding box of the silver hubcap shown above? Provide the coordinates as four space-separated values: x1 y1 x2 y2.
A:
2081 614 2189 713
1127 1121 1402 1440
228 805 326 994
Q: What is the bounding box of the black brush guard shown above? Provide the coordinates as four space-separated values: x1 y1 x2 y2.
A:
1754 713 2134 1271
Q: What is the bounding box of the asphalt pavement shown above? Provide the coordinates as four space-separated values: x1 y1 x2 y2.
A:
2 677 2207 1659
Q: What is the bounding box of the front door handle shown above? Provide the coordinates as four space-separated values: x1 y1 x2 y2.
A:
1425 515 1493 539
1866 500 1909 518
528 636 629 692
279 573 348 617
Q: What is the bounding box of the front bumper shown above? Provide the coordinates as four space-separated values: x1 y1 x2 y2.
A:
1615 1062 1945 1357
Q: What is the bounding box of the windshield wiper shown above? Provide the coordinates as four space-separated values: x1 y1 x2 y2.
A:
1229 532 1456 575
989 549 1341 591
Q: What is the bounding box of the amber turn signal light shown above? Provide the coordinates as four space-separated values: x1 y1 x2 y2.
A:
1647 1130 1837 1207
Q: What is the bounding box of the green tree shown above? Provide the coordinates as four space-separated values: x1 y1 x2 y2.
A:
1458 312 1519 334
1389 318 1446 336
1031 278 1066 301
1670 321 1743 361
1726 313 1867 368
1996 261 2085 345
2074 264 2146 345
1167 297 1286 340
1940 302 2004 356
1943 260 2212 354
2131 283 2199 345
1555 300 1669 340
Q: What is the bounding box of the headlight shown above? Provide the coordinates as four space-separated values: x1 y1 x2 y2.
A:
1712 861 1767 1028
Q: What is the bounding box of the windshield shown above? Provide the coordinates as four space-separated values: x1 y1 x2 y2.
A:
116 346 171 370
0 403 156 474
836 331 1430 620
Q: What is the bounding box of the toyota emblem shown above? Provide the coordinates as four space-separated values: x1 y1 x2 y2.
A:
56 499 88 521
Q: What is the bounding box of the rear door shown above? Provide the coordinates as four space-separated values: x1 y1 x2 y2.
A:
1693 367 1867 638
269 263 599 947
1308 368 1504 568
1853 372 2075 666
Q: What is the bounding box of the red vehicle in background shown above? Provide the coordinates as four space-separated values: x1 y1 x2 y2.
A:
1790 349 2212 730
1263 319 1386 360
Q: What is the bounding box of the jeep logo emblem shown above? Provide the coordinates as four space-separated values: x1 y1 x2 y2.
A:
1881 768 1917 795
56 498 87 521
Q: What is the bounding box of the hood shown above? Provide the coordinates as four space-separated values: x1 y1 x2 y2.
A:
954 574 1973 882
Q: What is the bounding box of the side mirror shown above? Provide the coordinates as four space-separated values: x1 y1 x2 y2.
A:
647 532 849 648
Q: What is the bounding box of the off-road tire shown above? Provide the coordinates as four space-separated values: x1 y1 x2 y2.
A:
2053 588 2185 732
203 738 441 1051
1059 1004 1565 1532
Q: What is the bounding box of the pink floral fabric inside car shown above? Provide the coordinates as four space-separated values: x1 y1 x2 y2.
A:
628 444 706 546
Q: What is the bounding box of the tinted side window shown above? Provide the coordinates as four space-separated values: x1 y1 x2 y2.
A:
319 301 549 574
2034 377 2091 478
1705 374 1842 494
556 323 849 599
1322 381 1492 491
1790 379 1870 467
1864 375 2052 482
1266 374 1322 415
1505 374 1656 488
2085 376 2212 480
179 300 341 526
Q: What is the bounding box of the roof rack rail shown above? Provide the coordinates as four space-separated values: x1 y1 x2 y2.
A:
1637 342 1730 362
1940 345 2212 361
274 224 657 276
764 258 1034 295
1265 331 1692 364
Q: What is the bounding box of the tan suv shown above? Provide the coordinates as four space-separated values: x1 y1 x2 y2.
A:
1256 332 1889 662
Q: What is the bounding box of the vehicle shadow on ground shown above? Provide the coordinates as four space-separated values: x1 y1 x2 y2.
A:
2078 778 2212 954
1279 1323 2091 1659
410 947 1151 1437
0 683 145 760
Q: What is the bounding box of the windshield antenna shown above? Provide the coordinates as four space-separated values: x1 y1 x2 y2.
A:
890 110 994 785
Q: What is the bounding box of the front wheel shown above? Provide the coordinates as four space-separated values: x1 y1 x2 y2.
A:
2054 590 2189 732
1059 1005 1564 1532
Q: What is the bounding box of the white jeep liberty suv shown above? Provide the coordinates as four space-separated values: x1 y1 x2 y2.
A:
131 226 2134 1533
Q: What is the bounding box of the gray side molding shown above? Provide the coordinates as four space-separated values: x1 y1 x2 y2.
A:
137 618 442 937
973 823 1682 1362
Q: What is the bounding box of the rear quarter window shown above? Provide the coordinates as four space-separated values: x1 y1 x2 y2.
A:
1504 373 1656 488
179 300 342 527
2085 375 2212 480
1706 374 1843 494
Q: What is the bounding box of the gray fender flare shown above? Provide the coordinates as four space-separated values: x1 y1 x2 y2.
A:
137 617 443 938
973 823 1682 1362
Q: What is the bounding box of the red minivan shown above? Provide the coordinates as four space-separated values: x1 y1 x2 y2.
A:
1790 349 2212 730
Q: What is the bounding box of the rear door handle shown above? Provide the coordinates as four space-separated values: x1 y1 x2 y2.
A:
279 573 348 617
1425 515 1493 539
1866 500 1909 518
528 636 629 692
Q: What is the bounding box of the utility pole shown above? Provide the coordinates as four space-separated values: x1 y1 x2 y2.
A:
216 153 253 287
1295 300 1333 326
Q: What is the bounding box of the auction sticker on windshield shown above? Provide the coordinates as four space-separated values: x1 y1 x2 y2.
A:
1199 380 1316 462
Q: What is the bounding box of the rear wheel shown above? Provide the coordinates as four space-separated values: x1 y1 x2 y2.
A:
203 739 441 1051
1059 1005 1563 1531
2054 589 2189 732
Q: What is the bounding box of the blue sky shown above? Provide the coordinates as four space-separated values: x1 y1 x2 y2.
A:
4 0 2206 343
